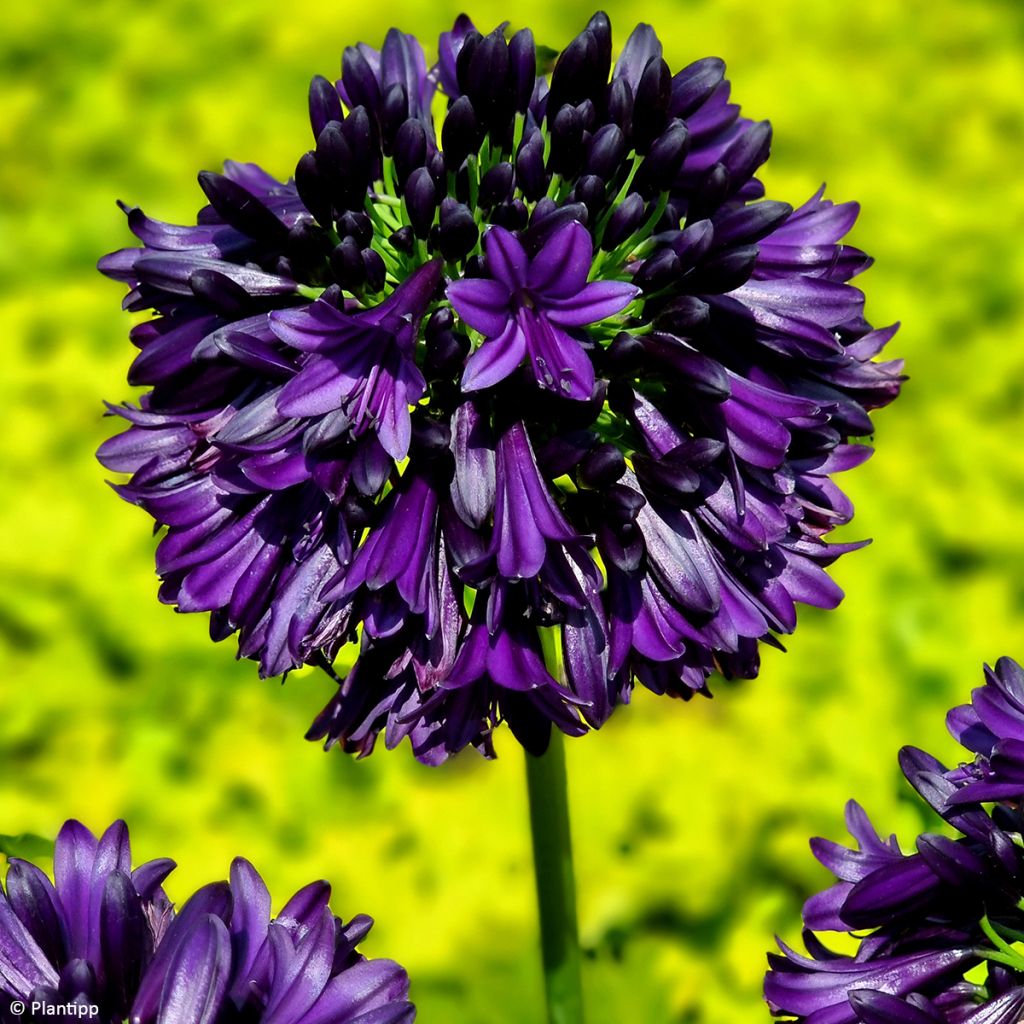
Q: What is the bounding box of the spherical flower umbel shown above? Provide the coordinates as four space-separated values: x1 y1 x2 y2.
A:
0 819 415 1024
98 13 902 762
764 658 1024 1024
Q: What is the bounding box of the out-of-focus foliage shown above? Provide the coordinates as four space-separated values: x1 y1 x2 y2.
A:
1 1 1023 1020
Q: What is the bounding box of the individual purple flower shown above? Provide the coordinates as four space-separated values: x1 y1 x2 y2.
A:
0 819 414 1024
98 12 901 763
765 659 1024 1024
448 222 637 398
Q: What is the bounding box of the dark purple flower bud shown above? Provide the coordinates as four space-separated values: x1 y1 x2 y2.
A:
508 27 537 113
633 246 681 291
586 123 627 180
603 193 646 249
329 237 366 290
438 198 479 262
586 12 613 87
613 22 662 92
308 74 342 140
340 105 378 188
669 57 726 117
605 331 644 373
362 247 386 292
605 77 634 134
722 120 773 191
547 29 600 113
579 443 627 487
389 225 414 253
687 162 730 222
479 161 514 208
491 198 529 230
572 174 606 218
286 220 332 270
189 268 252 315
337 210 372 247
515 127 548 201
341 45 382 115
604 482 646 529
294 150 332 224
404 165 437 238
315 120 357 209
684 244 758 293
426 148 446 187
712 199 792 246
454 29 484 95
442 95 482 171
575 98 597 130
641 332 729 398
633 57 672 152
410 416 452 455
197 171 287 243
548 104 584 177
635 119 689 196
394 118 428 187
426 327 470 380
521 201 588 254
379 82 410 151
634 451 700 499
466 29 512 134
653 295 710 335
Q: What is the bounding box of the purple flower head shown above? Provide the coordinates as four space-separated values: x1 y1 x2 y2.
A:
765 660 1024 1024
98 12 901 763
0 820 414 1024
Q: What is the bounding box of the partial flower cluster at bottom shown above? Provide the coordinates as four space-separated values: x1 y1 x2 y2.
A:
0 820 414 1024
765 657 1024 1024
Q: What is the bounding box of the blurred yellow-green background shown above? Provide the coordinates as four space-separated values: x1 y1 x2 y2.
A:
2 1 1024 1020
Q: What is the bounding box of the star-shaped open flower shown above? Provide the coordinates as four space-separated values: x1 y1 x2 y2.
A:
448 222 637 399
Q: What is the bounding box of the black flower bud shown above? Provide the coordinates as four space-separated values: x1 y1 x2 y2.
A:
442 95 482 171
405 166 437 238
721 120 772 191
687 163 730 223
586 123 626 180
340 106 378 189
425 328 471 379
641 333 730 398
633 56 672 152
380 83 410 152
515 128 548 201
548 104 584 177
329 237 366 290
508 28 537 114
337 211 372 247
684 245 758 293
286 220 332 269
455 30 484 95
466 29 512 134
394 119 428 188
633 246 680 291
547 29 599 113
437 198 478 262
605 77 634 135
602 193 645 249
189 268 252 316
572 174 606 218
634 119 689 197
341 45 381 116
197 171 288 243
479 161 514 208
308 75 342 141
362 248 386 292
294 151 332 225
712 199 792 247
579 443 627 488
653 295 710 335
633 452 700 499
491 198 529 231
585 12 613 88
389 225 414 253
605 331 645 374
315 120 357 210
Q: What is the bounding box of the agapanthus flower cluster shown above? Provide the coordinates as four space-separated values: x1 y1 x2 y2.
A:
0 820 414 1024
98 12 901 762
765 657 1024 1024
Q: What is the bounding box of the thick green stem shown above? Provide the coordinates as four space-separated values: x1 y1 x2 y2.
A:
525 730 584 1024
